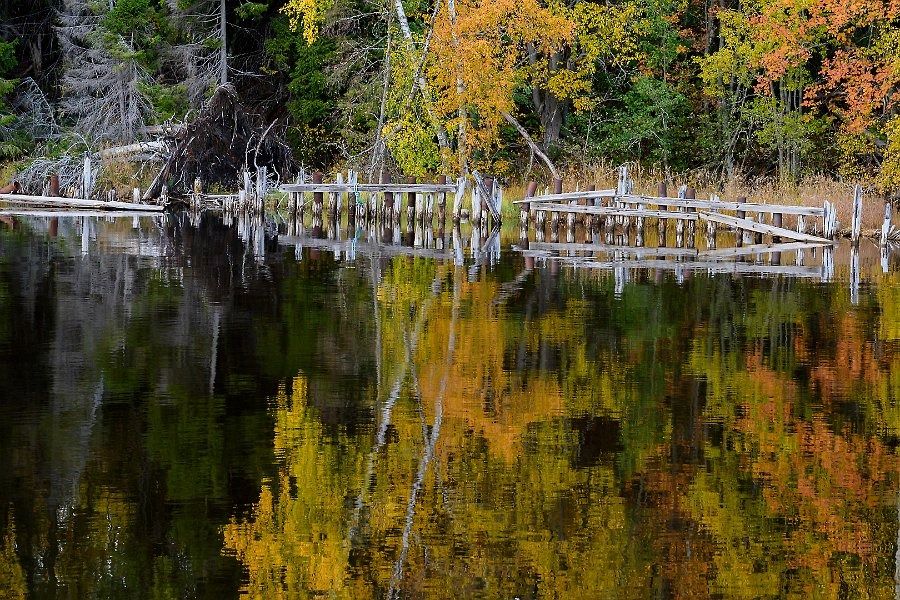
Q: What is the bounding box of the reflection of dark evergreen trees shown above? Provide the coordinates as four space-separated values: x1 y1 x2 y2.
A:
0 213 380 597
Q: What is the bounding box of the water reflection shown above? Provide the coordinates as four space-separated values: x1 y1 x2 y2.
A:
0 212 899 598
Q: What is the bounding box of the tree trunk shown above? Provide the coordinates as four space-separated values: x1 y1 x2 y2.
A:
219 0 228 85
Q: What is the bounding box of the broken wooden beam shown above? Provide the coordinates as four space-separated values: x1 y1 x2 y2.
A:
697 211 831 244
529 202 699 221
511 189 617 204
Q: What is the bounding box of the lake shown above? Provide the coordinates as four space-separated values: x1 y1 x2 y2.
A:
1 212 899 598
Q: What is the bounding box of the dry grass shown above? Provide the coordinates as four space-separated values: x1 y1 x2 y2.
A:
502 163 891 231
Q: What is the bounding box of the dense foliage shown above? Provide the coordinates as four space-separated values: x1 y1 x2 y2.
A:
1 0 900 187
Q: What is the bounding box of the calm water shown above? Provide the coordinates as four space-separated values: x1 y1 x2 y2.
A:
1 212 900 599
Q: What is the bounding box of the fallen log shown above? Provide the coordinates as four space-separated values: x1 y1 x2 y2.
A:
0 193 165 212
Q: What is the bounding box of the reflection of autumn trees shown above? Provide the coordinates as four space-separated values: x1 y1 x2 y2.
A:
224 263 900 598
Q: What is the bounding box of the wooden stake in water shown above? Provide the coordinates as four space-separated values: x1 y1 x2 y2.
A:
851 184 863 244
881 196 893 245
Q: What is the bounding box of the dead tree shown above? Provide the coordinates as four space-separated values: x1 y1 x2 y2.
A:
56 0 152 143
166 0 229 107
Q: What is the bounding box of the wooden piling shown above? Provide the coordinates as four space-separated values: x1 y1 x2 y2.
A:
381 173 393 223
312 171 324 225
437 175 447 227
851 185 863 244
657 182 668 242
584 185 596 230
772 211 783 243
49 175 60 197
406 177 417 228
881 196 893 245
520 181 537 226
483 177 494 228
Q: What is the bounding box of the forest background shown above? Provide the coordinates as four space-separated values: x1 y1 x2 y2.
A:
2 0 900 201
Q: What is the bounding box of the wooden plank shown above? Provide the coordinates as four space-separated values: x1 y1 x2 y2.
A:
618 194 824 216
528 241 699 257
511 189 616 204
698 211 832 244
280 183 456 194
699 241 827 259
0 193 165 212
529 202 698 220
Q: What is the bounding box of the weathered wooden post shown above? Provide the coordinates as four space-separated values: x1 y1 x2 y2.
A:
657 182 668 243
331 172 343 223
312 171 324 226
49 174 60 197
483 177 495 229
132 187 141 205
675 185 686 247
551 178 562 233
381 173 393 223
452 177 465 223
437 175 448 227
851 184 863 244
736 199 747 247
82 153 93 199
406 177 417 229
584 184 596 230
881 195 893 245
685 186 696 248
348 171 358 228
755 210 765 244
521 181 537 227
772 210 783 243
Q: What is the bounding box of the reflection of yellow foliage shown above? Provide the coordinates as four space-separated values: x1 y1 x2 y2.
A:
222 376 356 598
0 517 26 600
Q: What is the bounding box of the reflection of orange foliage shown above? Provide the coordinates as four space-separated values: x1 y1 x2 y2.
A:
634 464 715 599
739 393 895 590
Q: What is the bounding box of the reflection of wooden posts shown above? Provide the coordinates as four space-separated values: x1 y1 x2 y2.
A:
851 185 863 244
521 181 537 226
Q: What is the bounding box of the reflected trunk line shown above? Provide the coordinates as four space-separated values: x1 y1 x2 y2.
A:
370 254 383 400
349 275 444 540
387 270 461 600
209 306 220 396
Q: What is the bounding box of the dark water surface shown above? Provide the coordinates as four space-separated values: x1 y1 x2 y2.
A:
2 212 900 598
